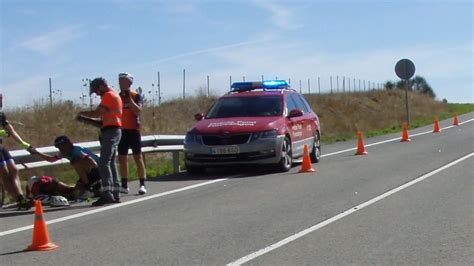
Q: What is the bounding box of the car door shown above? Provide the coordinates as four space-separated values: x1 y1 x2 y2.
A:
286 93 306 157
295 93 317 139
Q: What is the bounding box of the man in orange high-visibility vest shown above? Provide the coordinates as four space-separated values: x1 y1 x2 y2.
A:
78 77 123 206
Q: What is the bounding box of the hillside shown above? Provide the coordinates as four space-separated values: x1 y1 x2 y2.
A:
3 90 469 149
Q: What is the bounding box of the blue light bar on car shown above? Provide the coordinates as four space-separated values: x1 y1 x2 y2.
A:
262 80 289 89
231 80 289 91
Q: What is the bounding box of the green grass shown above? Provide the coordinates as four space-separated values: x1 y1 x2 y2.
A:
333 103 474 141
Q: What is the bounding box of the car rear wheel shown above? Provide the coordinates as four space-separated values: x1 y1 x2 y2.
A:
310 133 321 163
276 137 292 172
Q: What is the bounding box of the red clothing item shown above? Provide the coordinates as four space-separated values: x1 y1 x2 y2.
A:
30 176 54 197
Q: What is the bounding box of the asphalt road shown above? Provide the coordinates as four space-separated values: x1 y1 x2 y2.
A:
1 113 473 265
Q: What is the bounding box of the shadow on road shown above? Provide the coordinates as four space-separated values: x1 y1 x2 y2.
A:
0 250 28 256
0 204 91 218
147 165 280 182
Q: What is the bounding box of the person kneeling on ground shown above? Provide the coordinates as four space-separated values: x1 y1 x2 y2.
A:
28 136 101 198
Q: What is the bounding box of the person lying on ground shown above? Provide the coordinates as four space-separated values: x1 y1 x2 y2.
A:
28 136 101 197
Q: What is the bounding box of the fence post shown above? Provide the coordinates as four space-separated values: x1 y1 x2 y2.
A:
342 76 345 93
207 75 210 97
172 151 180 174
318 77 321 94
330 76 333 94
307 78 311 94
182 69 186 99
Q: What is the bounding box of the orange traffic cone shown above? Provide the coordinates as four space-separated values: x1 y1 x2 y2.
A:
355 131 368 155
453 114 459 126
26 201 59 251
433 117 441 133
299 144 315 173
401 122 411 142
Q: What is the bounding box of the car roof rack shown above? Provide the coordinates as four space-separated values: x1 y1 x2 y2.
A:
229 80 296 93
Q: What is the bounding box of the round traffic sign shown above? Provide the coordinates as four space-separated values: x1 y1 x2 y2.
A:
395 59 416 80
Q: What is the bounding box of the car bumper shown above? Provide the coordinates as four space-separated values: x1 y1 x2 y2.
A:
184 135 285 167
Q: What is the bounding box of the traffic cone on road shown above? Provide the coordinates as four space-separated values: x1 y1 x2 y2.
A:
26 201 59 251
299 144 315 173
453 114 459 126
355 131 368 155
433 117 441 133
401 122 411 142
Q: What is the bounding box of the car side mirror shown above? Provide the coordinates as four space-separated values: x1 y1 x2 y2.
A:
288 109 304 118
194 113 204 121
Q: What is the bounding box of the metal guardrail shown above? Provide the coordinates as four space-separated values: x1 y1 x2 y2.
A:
10 135 185 173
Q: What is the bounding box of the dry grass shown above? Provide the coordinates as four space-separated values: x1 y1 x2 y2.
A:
305 90 447 141
4 96 217 149
3 90 448 149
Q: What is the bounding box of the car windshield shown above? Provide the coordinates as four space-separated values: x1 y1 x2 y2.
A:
206 96 283 118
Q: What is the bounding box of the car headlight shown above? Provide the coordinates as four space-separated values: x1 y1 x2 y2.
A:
261 129 278 139
250 129 278 141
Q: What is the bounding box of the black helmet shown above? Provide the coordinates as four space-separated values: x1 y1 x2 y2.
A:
89 77 108 95
54 136 71 147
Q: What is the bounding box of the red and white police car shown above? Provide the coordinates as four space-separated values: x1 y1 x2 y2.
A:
184 80 321 174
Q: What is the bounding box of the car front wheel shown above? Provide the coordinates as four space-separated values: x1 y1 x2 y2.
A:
276 137 292 172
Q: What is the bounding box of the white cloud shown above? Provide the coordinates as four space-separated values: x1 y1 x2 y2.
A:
153 40 473 102
168 2 198 14
2 75 55 108
18 24 85 55
97 24 112 31
251 0 302 30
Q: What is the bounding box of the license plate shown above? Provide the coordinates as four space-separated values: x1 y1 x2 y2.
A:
211 146 240 155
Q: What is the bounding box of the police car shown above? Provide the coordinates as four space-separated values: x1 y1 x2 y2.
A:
184 80 321 174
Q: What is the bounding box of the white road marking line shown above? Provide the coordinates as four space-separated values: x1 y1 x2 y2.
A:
227 152 474 265
0 178 230 237
1 117 472 237
321 118 474 158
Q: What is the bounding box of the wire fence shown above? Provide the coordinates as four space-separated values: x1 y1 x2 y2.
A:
30 70 388 109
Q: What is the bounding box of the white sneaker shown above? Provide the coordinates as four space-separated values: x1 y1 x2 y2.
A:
138 185 147 195
120 187 130 194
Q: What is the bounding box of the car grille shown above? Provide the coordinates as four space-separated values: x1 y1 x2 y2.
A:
186 151 276 163
202 134 251 146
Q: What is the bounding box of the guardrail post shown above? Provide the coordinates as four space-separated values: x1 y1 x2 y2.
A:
172 151 180 174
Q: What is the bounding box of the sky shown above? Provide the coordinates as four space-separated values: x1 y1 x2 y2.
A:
0 0 472 108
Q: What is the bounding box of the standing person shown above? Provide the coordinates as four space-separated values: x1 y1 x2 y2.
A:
78 77 122 206
117 72 147 195
0 111 34 209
